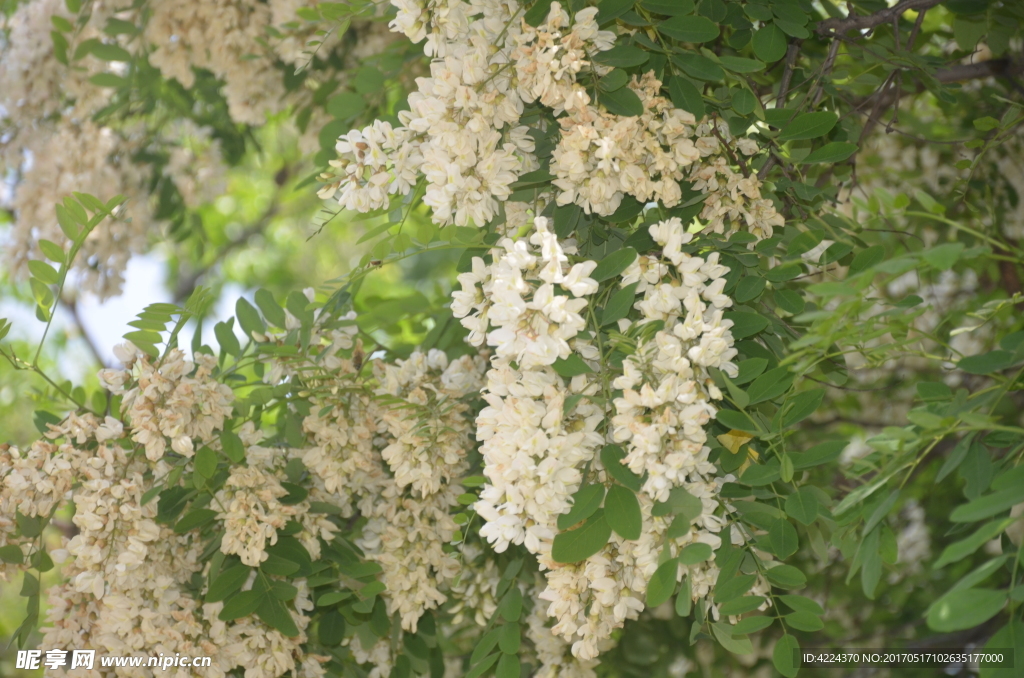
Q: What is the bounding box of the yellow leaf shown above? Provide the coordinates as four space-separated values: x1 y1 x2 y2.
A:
717 430 753 454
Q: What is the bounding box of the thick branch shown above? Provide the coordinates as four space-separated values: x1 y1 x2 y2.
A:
854 57 1024 139
816 0 944 37
935 57 1024 83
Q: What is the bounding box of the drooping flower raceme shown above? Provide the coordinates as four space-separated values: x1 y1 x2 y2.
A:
451 216 741 663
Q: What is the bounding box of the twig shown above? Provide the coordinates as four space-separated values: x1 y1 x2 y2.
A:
811 39 842 108
759 42 803 179
816 0 944 37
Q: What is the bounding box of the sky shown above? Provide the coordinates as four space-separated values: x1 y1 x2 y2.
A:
2 253 243 376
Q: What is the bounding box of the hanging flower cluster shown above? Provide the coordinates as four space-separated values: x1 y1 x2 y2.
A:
449 216 741 662
317 1 618 226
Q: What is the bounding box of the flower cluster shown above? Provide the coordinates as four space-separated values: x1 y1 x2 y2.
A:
304 348 484 632
0 410 325 678
451 216 741 662
99 347 235 462
318 1 619 227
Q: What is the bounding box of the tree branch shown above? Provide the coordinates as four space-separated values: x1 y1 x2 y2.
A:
816 0 944 37
172 201 280 303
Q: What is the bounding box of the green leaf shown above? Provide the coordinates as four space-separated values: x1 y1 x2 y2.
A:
194 446 218 479
56 204 79 239
605 485 643 540
801 141 858 163
773 634 800 678
747 367 793 404
524 0 554 26
768 518 798 559
652 486 704 521
765 564 806 589
718 595 765 616
646 558 678 607
316 591 351 607
790 441 844 470
600 444 644 492
553 203 582 238
326 92 366 119
958 350 1016 375
87 42 132 61
88 73 125 87
751 23 787 62
927 588 1006 632
780 594 823 615
642 0 695 15
261 553 300 577
785 610 823 631
499 621 521 654
734 276 766 303
779 112 838 141
235 298 264 339
219 590 264 621
594 45 649 67
723 311 769 339
716 409 759 434
849 245 885 273
319 609 346 646
781 389 824 427
557 484 606 530
678 542 713 564
466 654 500 678
214 321 241 357
596 0 634 24
38 240 66 264
498 587 523 622
255 289 287 328
675 577 693 616
599 86 645 116
552 510 611 563
734 358 768 385
156 487 192 524
496 654 520 678
552 354 593 377
592 247 638 281
923 242 965 270
934 517 1017 569
712 622 754 655
672 52 724 81
774 289 804 315
784 488 818 525
733 615 773 634
601 282 640 325
659 15 720 42
221 430 245 463
950 485 1024 522
719 56 766 73
28 260 60 285
0 545 24 564
207 565 250 602
731 88 756 115
598 68 629 92
715 574 755 603
257 593 300 637
668 77 706 119
173 508 217 534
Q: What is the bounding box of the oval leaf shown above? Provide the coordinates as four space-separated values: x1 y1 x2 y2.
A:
552 510 612 563
605 485 643 540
